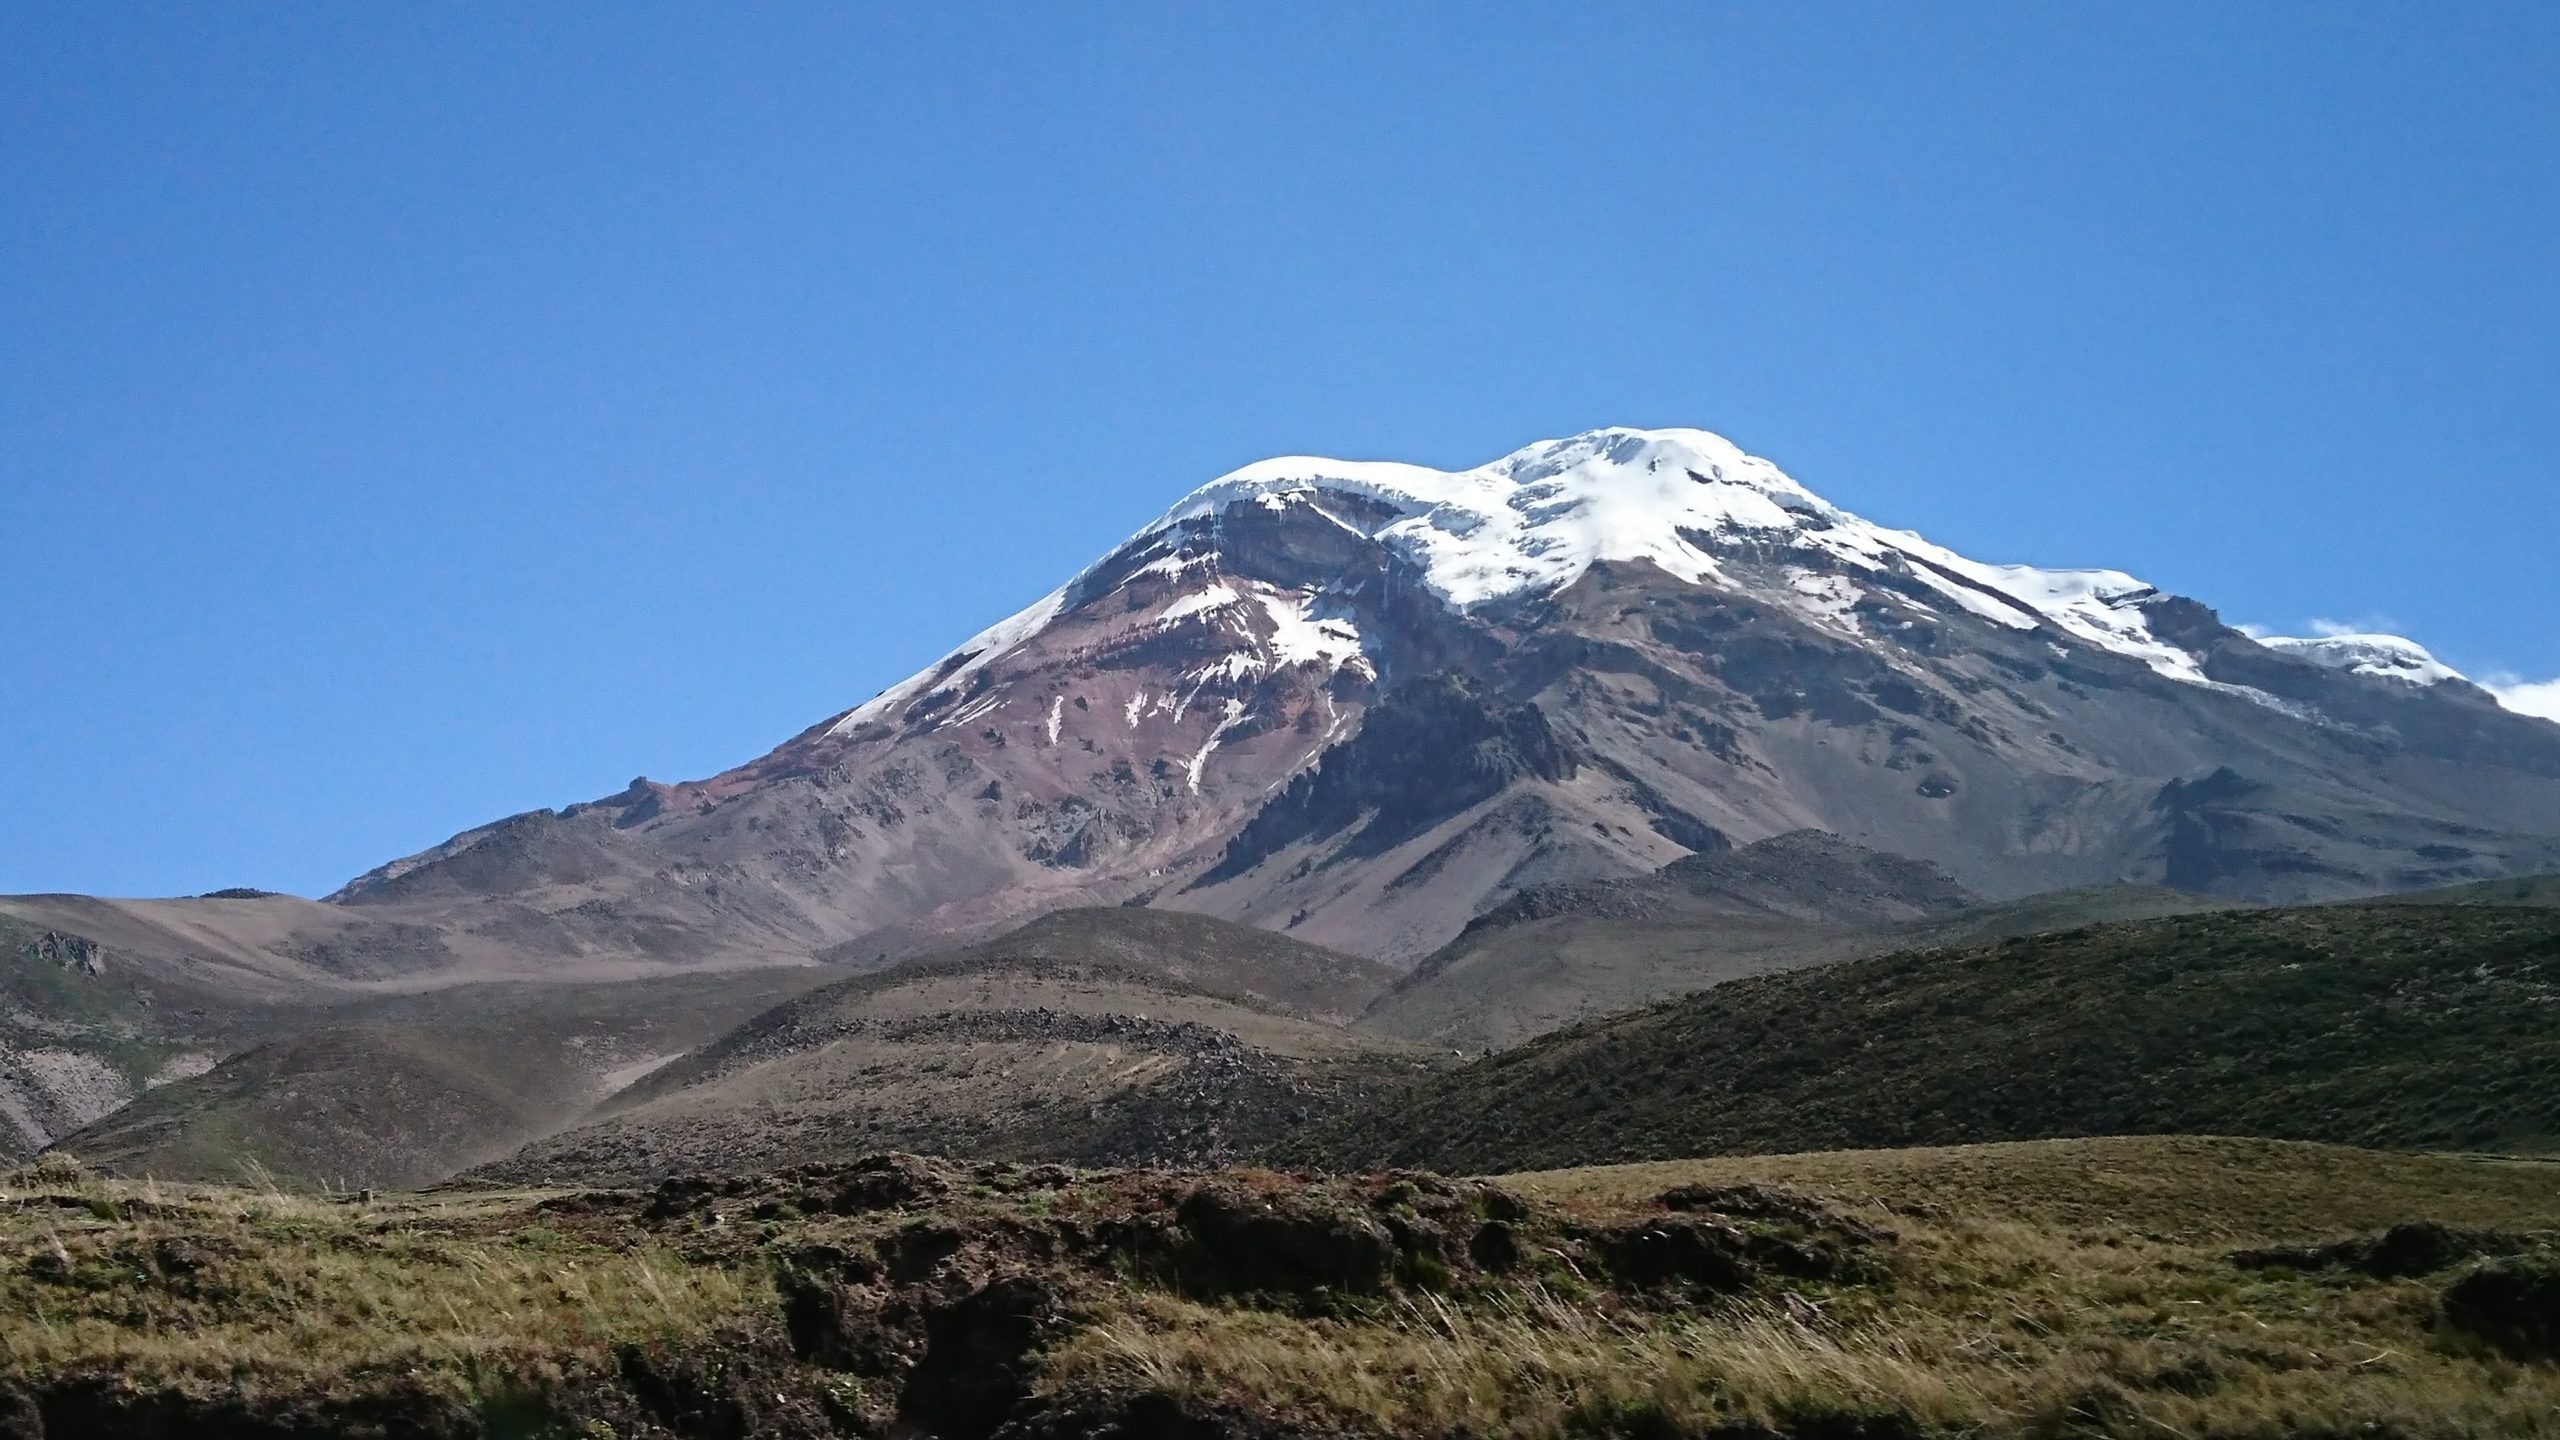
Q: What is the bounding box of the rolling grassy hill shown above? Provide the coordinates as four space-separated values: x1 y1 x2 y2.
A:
1361 875 2237 1051
1293 903 2560 1174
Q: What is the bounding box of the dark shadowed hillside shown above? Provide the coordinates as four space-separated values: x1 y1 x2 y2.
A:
1294 904 2560 1174
1361 832 2237 1049
2375 872 2560 908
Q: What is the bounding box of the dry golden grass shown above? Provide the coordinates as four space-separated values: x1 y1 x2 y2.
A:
7 1138 2560 1436
1044 1138 2560 1438
0 1157 758 1399
1053 1289 1987 1437
1050 1237 2560 1437
1502 1135 2560 1240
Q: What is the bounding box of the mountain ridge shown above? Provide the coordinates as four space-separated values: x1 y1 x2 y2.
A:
302 426 2560 972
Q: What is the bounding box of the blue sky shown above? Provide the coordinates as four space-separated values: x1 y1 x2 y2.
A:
4 3 2555 897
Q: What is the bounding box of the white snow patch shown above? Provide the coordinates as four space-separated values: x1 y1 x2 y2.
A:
1134 552 1218 581
1187 700 1247 793
1256 593 1366 669
2204 680 2313 720
1150 429 1775 608
827 585 1067 736
1157 582 1244 624
1124 691 1146 728
830 425 2494 730
1188 652 1266 686
1045 695 1065 745
946 692 1008 730
2259 633 2467 686
1876 545 2203 681
1918 572 2043 631
1782 570 1865 635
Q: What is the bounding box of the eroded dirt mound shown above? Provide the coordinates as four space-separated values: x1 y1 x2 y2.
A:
2231 1220 2557 1280
0 1153 1896 1440
2226 1221 2560 1365
2440 1255 2560 1362
630 1155 1897 1438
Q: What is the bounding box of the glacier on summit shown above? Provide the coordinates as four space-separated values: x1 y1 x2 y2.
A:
1157 425 2263 689
2253 633 2466 687
826 426 2540 736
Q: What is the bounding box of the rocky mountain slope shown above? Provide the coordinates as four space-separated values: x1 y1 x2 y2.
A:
320 426 2560 968
822 905 1398 1024
0 877 860 1167
0 905 309 1163
44 906 1402 1191
2379 872 2560 908
1434 828 1983 938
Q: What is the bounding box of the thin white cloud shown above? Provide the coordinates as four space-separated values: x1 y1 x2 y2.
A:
2245 615 2406 641
2306 616 2401 639
2483 674 2560 723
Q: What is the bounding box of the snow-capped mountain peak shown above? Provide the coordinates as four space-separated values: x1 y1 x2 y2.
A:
1151 427 2219 685
343 425 2560 973
821 427 2522 757
1159 427 1824 608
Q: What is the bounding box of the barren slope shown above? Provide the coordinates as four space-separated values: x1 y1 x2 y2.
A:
49 966 833 1189
481 912 1435 1185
